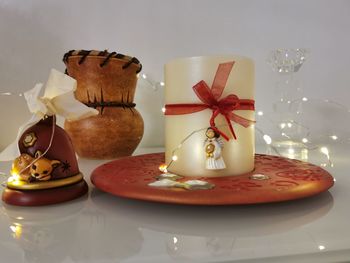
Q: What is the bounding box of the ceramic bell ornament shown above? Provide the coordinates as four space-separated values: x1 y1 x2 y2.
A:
0 69 98 206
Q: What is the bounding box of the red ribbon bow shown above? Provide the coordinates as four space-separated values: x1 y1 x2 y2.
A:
165 61 255 141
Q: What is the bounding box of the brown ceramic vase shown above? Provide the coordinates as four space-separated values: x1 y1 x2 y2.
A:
63 50 144 159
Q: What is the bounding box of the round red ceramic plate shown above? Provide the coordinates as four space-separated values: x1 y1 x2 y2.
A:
91 153 334 205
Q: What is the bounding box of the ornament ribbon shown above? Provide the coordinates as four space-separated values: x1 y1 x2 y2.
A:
165 61 255 141
0 69 98 161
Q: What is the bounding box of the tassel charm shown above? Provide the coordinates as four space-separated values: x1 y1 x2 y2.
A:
204 128 226 170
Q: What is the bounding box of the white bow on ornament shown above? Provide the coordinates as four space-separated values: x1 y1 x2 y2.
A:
0 69 98 161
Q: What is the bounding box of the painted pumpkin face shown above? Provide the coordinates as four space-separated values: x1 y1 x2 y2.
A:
30 151 61 181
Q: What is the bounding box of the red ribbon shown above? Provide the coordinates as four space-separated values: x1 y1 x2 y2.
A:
165 61 255 141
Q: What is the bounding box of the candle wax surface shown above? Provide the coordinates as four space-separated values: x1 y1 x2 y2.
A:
165 55 255 177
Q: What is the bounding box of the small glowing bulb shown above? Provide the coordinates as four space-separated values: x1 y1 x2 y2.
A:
302 97 308 102
263 134 272 145
281 132 286 136
16 217 24 220
160 82 165 86
142 74 147 79
159 164 168 173
318 245 325 251
287 100 291 104
161 107 166 113
280 123 286 129
288 148 295 154
173 237 178 244
8 172 20 183
320 147 329 156
287 122 292 128
302 138 308 143
172 155 178 161
257 111 263 116
330 135 338 140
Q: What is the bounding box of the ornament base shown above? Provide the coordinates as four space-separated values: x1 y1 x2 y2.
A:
91 153 334 205
2 179 88 206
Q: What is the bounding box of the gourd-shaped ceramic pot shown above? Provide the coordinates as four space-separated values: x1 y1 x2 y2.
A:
63 50 144 159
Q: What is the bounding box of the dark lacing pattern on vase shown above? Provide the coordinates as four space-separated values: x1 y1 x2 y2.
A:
63 49 142 74
100 52 117 67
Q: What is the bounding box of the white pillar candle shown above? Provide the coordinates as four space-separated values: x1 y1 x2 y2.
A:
164 55 255 177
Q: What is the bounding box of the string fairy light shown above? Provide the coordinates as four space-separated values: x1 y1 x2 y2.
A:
163 122 335 169
302 138 308 143
0 172 7 187
266 95 348 165
160 82 347 168
318 245 326 251
2 74 344 181
160 123 239 172
137 73 165 91
0 92 23 97
164 126 211 170
319 146 334 167
152 68 348 168
320 147 330 158
263 134 272 145
288 148 295 154
256 124 334 165
146 78 346 169
3 115 57 185
255 127 283 156
160 105 338 172
6 79 344 180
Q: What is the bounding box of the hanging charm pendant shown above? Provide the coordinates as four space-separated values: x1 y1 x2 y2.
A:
204 128 226 170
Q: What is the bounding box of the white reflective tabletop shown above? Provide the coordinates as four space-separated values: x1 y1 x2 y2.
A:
0 145 349 263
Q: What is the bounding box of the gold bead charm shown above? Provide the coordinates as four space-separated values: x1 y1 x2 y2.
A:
205 142 215 154
204 127 226 170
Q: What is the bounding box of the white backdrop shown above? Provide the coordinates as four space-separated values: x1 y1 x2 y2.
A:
1 0 349 149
